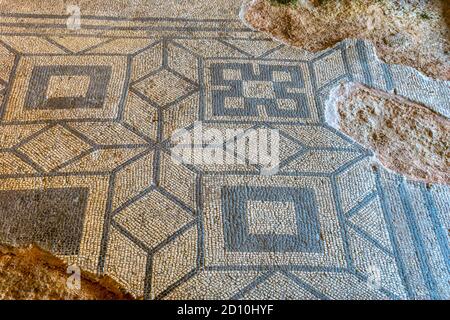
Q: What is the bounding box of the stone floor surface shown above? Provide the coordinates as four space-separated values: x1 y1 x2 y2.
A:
0 0 448 299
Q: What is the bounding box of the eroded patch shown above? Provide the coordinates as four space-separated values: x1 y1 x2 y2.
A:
243 0 450 80
325 82 450 184
0 244 134 300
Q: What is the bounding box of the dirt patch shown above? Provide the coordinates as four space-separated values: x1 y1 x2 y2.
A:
243 0 450 80
0 244 134 300
325 82 449 184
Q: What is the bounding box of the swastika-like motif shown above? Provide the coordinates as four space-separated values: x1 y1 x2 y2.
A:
211 63 310 118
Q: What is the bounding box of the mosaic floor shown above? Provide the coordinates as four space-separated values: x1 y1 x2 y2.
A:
0 2 449 299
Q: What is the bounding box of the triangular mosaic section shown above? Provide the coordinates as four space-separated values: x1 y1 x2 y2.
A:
292 271 389 300
0 44 15 81
172 39 248 58
347 228 407 299
0 36 66 54
48 36 111 53
89 38 155 55
0 151 37 175
276 124 354 149
68 122 148 146
348 197 392 250
282 150 361 174
112 151 155 211
131 41 163 82
150 226 197 299
163 271 262 300
60 147 146 173
224 39 282 57
0 124 48 149
241 272 320 300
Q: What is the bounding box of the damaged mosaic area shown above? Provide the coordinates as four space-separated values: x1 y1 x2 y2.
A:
0 10 449 300
0 244 133 300
243 0 450 80
325 82 450 185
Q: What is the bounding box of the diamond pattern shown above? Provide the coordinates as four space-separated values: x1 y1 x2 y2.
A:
114 190 194 249
133 69 196 107
18 125 91 172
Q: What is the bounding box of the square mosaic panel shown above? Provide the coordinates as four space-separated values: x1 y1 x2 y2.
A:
202 175 346 269
3 55 128 121
203 59 318 123
25 65 111 110
221 185 322 253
